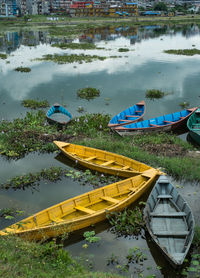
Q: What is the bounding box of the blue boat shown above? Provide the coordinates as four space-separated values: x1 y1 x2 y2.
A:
46 103 72 125
114 107 197 136
108 101 145 128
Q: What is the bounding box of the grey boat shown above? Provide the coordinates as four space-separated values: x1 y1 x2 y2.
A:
143 175 194 268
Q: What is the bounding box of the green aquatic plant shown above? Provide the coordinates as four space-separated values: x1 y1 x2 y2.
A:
14 67 31 72
77 87 100 100
145 89 165 99
179 101 190 109
83 231 101 243
164 48 200 56
51 42 97 50
0 53 7 59
118 48 129 52
22 99 49 109
36 53 107 64
107 207 144 237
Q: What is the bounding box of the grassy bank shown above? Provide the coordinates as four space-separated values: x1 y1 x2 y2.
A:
0 236 124 278
1 14 200 32
0 110 199 181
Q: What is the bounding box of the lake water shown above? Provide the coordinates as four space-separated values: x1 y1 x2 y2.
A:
0 23 200 277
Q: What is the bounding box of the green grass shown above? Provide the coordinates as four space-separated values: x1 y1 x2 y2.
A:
0 111 199 181
145 89 165 99
0 236 125 278
77 87 100 100
51 42 100 50
14 67 31 72
0 53 7 59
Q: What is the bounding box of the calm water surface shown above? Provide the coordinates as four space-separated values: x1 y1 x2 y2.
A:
0 24 200 277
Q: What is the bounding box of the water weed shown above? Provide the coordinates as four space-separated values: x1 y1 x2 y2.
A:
22 99 49 109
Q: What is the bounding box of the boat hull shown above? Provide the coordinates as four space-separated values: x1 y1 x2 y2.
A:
46 103 72 126
144 175 194 268
114 107 197 136
187 108 200 145
0 169 161 241
108 101 145 128
53 141 153 178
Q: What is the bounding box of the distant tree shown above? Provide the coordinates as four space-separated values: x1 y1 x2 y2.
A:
153 2 168 11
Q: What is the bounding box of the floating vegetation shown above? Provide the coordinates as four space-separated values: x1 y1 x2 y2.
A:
77 87 100 100
164 49 200 56
77 106 85 113
51 42 98 50
145 89 165 99
179 101 190 109
0 208 24 219
1 167 120 190
0 53 7 59
83 231 101 243
118 48 129 52
14 67 31 72
107 207 144 237
36 53 107 64
22 99 49 109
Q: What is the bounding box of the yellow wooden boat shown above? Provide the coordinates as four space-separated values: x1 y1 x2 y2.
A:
0 169 161 241
53 141 152 178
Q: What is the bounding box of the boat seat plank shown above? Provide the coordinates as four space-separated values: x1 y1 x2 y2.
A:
129 188 135 193
150 124 160 127
118 119 134 122
121 165 130 170
157 195 172 199
135 110 142 113
101 160 115 166
61 143 70 147
154 231 189 237
101 196 120 204
125 115 138 118
164 120 173 124
75 206 95 214
150 212 186 217
50 216 65 223
85 156 97 161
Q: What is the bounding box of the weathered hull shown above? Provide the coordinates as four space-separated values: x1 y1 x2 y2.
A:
144 176 194 268
53 141 153 178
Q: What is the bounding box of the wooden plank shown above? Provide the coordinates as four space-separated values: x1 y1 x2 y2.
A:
118 119 134 122
125 115 138 118
121 165 130 170
157 195 172 199
164 120 173 124
85 156 97 161
75 206 95 214
101 196 119 204
154 231 189 237
150 212 186 217
150 124 160 127
101 160 114 166
50 217 64 223
135 110 142 113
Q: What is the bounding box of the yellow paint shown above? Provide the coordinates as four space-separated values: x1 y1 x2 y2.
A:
0 169 161 241
53 141 156 178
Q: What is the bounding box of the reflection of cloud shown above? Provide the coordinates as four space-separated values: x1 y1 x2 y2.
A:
0 33 200 101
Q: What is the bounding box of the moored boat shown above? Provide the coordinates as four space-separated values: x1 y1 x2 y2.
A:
187 108 200 146
0 169 161 241
143 175 194 268
53 141 154 178
114 107 197 136
46 103 72 125
108 101 145 128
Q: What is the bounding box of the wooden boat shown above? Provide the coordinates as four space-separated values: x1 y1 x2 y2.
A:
0 169 161 241
143 175 194 268
187 108 200 146
46 103 72 125
114 107 198 136
108 101 145 128
53 141 154 178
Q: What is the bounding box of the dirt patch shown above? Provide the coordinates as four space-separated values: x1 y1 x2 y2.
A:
140 143 187 157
